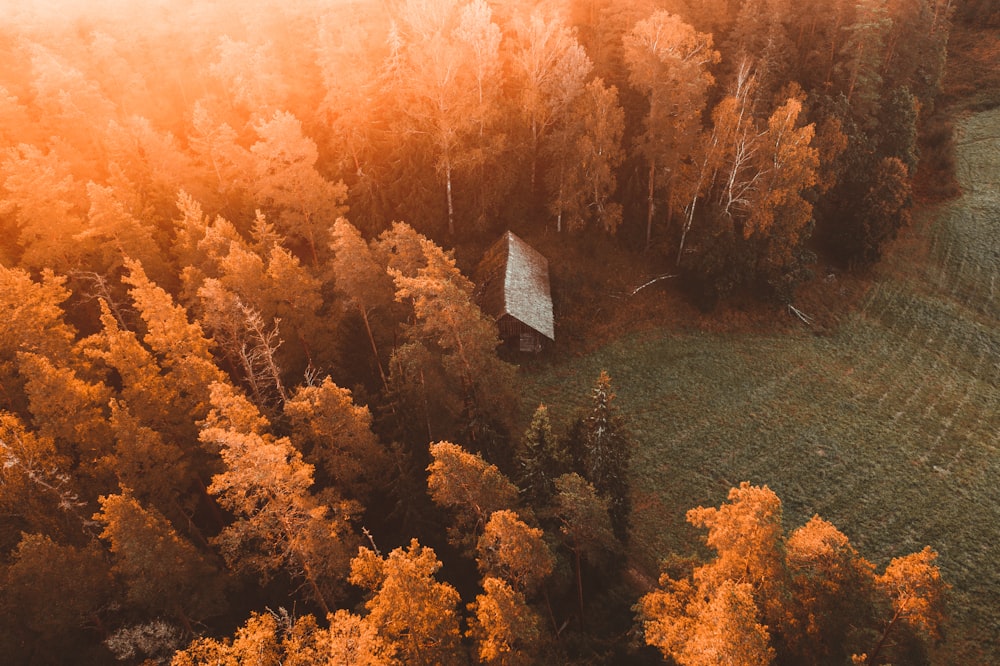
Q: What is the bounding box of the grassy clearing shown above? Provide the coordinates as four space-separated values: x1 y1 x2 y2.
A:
520 109 1000 661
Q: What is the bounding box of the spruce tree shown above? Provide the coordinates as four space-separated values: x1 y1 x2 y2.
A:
580 371 631 541
516 403 568 507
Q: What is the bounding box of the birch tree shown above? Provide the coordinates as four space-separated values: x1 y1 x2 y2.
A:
509 12 592 196
624 11 718 250
546 78 625 234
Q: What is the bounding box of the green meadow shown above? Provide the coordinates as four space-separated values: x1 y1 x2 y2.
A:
523 109 1000 661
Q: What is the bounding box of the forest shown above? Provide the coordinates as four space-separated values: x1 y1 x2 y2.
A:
0 0 982 663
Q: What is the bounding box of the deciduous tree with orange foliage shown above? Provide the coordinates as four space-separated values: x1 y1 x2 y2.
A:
349 539 464 666
637 483 947 665
467 576 544 666
477 509 555 596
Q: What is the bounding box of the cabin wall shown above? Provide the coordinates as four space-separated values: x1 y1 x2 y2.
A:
497 314 547 352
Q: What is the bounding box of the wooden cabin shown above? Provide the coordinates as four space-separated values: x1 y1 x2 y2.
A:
474 231 554 352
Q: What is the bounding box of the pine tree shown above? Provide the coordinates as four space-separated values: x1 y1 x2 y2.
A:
104 399 191 524
78 181 169 283
328 217 395 388
201 383 358 614
0 143 86 271
0 265 77 413
319 609 401 666
516 403 568 507
579 371 631 540
16 351 112 469
122 258 228 422
250 111 348 264
638 483 946 664
427 440 519 549
172 611 282 666
553 473 617 625
0 412 82 545
391 237 516 445
95 491 225 626
84 300 193 442
283 377 386 501
0 533 111 664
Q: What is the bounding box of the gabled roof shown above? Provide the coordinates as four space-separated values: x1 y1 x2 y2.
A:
475 231 554 341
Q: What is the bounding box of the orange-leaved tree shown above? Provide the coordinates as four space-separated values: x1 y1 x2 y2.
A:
477 509 555 597
467 576 544 666
427 440 519 549
350 538 464 666
637 483 947 665
201 382 358 614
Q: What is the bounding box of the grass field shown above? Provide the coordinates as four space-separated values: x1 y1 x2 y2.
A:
521 109 1000 662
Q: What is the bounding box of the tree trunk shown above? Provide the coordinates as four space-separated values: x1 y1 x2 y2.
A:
419 367 433 442
574 547 585 630
530 119 539 195
543 587 560 637
446 158 455 236
176 608 195 637
301 557 331 616
866 599 908 665
677 197 697 266
645 160 656 252
556 156 566 233
360 306 388 391
306 220 320 267
666 176 674 233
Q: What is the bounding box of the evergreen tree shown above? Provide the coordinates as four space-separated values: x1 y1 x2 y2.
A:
283 376 386 502
0 533 111 664
122 258 228 423
579 371 631 540
0 413 83 546
95 491 226 626
0 265 77 413
516 403 568 507
201 383 358 614
553 473 617 626
390 236 516 446
104 399 191 525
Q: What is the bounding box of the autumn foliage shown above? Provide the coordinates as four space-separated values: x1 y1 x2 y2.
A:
0 0 955 663
637 483 947 665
